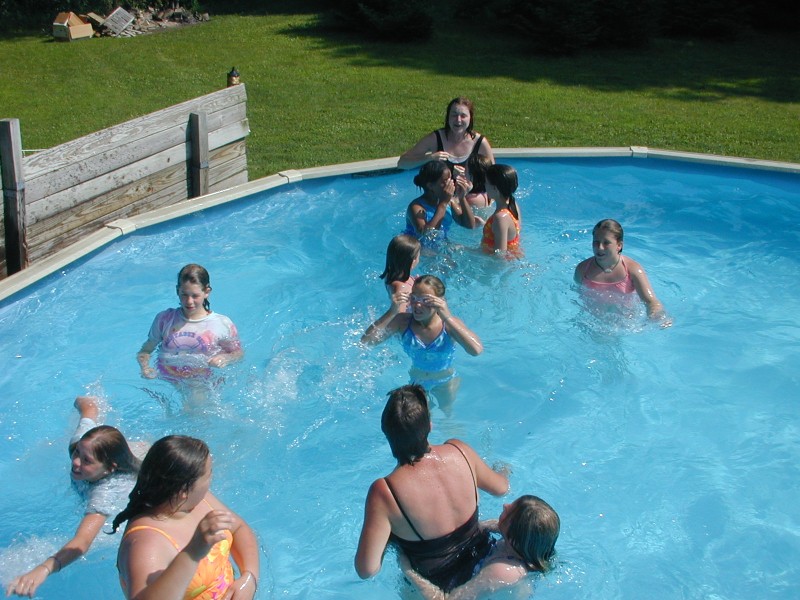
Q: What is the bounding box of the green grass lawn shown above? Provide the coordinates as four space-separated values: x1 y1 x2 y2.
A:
1 10 798 180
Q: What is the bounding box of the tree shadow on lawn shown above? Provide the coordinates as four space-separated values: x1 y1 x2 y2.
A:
278 18 799 105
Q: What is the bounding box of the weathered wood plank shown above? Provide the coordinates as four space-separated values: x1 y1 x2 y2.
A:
25 103 247 201
1 118 28 273
209 171 248 194
28 162 188 244
27 182 188 262
209 154 247 189
24 85 247 180
189 112 209 198
28 141 245 247
27 119 249 223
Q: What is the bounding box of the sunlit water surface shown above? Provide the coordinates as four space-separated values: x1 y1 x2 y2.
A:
1 158 799 599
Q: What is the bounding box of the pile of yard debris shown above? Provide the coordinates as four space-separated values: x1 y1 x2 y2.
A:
53 6 210 41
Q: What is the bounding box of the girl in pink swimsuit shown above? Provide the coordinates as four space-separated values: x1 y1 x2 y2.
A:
574 219 669 323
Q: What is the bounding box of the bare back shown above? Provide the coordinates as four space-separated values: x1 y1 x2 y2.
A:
384 442 478 541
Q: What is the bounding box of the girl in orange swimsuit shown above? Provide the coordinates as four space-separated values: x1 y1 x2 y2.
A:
574 219 669 323
481 164 521 255
113 435 260 600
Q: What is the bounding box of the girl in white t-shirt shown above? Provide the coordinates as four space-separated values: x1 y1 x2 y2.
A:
5 396 144 598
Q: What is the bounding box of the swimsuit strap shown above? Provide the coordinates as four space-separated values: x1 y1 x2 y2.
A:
122 498 214 550
582 259 593 281
123 525 180 550
384 477 426 541
469 135 484 158
444 441 478 505
435 130 444 152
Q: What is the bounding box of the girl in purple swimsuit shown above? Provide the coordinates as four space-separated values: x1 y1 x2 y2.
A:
574 219 669 323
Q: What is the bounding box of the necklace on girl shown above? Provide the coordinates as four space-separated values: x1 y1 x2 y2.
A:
595 256 620 273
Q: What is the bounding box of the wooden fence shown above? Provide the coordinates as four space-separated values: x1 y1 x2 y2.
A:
0 84 249 279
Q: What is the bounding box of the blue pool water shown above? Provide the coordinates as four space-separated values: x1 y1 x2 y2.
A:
1 157 799 599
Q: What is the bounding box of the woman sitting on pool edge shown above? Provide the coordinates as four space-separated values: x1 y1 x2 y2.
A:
355 385 509 591
6 396 144 599
361 274 482 413
574 219 669 323
400 495 560 600
397 96 495 173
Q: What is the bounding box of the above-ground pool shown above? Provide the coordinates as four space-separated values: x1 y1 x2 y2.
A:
1 155 799 599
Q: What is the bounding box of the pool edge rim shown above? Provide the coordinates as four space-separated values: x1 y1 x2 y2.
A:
1 146 798 304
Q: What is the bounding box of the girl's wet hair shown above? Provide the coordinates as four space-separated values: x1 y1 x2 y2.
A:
505 495 560 572
413 274 445 298
176 264 211 312
593 219 624 244
381 384 431 465
79 425 141 475
380 235 421 284
444 97 475 138
413 161 451 190
111 435 209 533
486 164 520 220
467 153 494 194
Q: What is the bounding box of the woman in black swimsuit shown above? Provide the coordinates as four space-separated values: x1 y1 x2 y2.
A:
355 384 509 592
398 97 495 175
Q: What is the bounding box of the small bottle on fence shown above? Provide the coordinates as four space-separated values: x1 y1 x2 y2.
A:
227 67 240 87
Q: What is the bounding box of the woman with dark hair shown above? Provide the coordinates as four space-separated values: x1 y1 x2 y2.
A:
137 263 243 386
355 385 509 592
400 495 561 599
114 435 259 600
6 396 144 598
398 97 495 173
404 162 476 248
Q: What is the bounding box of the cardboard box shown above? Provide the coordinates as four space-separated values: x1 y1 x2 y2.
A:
52 12 94 41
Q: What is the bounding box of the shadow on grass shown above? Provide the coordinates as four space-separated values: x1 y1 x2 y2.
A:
276 15 800 105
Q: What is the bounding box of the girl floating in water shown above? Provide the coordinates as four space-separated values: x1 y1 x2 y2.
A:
574 219 669 323
5 396 144 598
361 274 482 412
380 234 421 314
137 264 243 405
481 164 522 255
401 495 560 599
